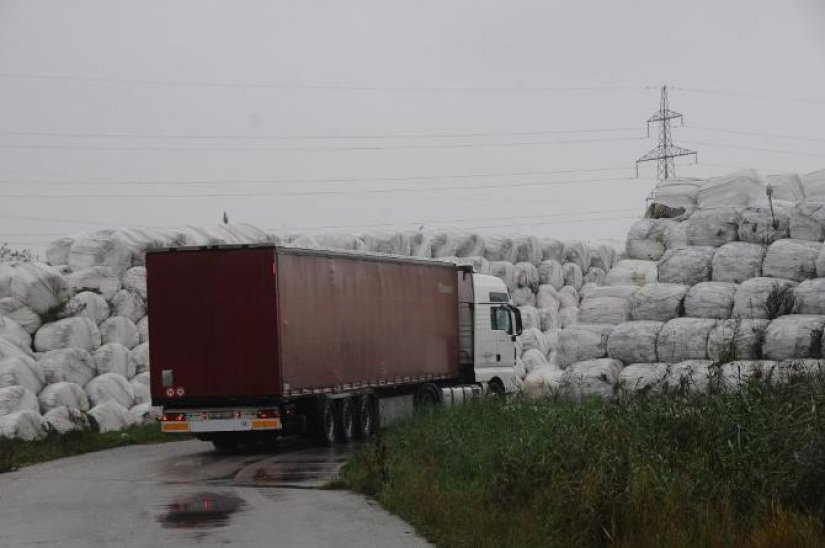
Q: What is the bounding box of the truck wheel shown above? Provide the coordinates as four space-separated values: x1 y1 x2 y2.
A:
414 383 442 409
488 379 506 399
211 434 238 452
316 398 336 446
336 398 355 443
355 396 375 439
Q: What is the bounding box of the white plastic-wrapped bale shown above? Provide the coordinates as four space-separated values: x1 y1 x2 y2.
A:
697 170 768 209
630 283 688 322
625 218 670 261
0 410 47 441
578 296 631 325
707 319 770 361
657 247 715 285
137 316 149 344
583 268 605 286
313 234 366 252
514 262 539 290
538 307 560 331
590 244 618 271
559 358 623 400
407 232 432 258
88 400 132 433
129 403 154 426
666 360 713 393
802 169 825 200
579 283 599 300
536 285 560 312
99 317 140 349
665 221 689 250
0 262 70 315
762 315 825 361
540 239 564 263
67 267 121 300
776 359 825 382
0 337 29 362
607 321 664 364
0 297 41 335
93 343 137 379
515 236 543 266
37 382 89 413
362 232 411 256
483 236 518 263
0 385 39 416
0 316 31 352
789 201 825 242
711 242 764 283
68 230 132 274
39 348 96 386
521 348 549 374
556 326 610 367
765 172 805 203
215 223 274 246
121 266 147 300
537 260 564 290
0 356 44 394
559 308 578 329
46 236 75 267
732 277 797 320
130 372 150 405
43 406 91 434
686 208 741 247
34 317 100 352
684 282 737 319
521 365 564 399
131 342 149 374
604 260 658 287
563 263 583 291
618 363 670 396
657 318 717 362
518 306 541 331
85 372 135 409
586 285 639 300
489 261 517 291
67 291 110 325
109 289 146 323
647 177 702 219
762 239 820 282
795 279 825 314
562 240 590 272
558 286 579 309
738 207 790 244
518 328 548 357
719 360 778 390
438 233 485 259
510 287 535 307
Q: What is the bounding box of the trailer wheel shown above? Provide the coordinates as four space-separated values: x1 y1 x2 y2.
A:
488 379 506 399
414 383 442 409
355 396 375 439
337 398 355 443
316 398 336 446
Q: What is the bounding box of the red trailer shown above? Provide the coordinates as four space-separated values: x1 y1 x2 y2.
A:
147 245 520 448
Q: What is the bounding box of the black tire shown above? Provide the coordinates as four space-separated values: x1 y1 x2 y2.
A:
414 383 442 409
355 396 375 439
336 398 355 443
211 434 238 452
488 379 506 399
316 398 336 446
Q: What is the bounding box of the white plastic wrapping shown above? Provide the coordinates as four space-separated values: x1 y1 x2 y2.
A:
33 317 101 352
762 315 825 361
537 260 565 290
707 319 770 361
521 348 549 374
665 360 713 393
521 365 564 399
0 356 44 394
683 282 737 319
562 241 591 273
738 206 790 244
765 172 805 203
538 307 560 331
719 360 778 390
0 410 47 441
625 218 669 260
483 236 518 263
657 318 717 362
604 260 658 287
129 403 154 426
559 358 623 400
88 400 132 433
686 208 741 247
513 262 539 290
795 279 825 315
0 262 70 315
590 243 618 271
130 372 151 405
776 359 825 381
556 326 610 367
618 363 670 396
360 232 412 256
606 321 664 364
46 236 74 266
121 267 147 300
630 283 688 322
0 385 39 416
489 261 517 291
789 202 825 242
43 406 91 434
515 236 543 266
137 316 149 344
518 328 548 357
558 286 579 309
585 285 639 300
540 239 565 263
131 342 149 374
85 372 135 409
68 230 132 274
578 283 599 300
665 221 689 250
648 177 702 217
38 382 90 413
67 291 110 325
0 317 32 352
67 267 122 300
583 267 606 286
559 308 579 329
510 287 536 307
697 170 768 209
578 296 631 325
762 239 820 282
0 337 29 362
518 306 541 331
711 242 765 283
93 343 137 379
657 247 715 285
39 348 96 386
536 285 561 312
109 290 146 323
732 277 797 320
99 317 140 349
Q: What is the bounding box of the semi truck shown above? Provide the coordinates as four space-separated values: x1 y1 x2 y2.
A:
147 244 521 449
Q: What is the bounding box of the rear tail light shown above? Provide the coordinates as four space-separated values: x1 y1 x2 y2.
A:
161 413 187 422
257 409 280 419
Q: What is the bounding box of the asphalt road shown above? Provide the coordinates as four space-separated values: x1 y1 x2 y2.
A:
0 439 428 547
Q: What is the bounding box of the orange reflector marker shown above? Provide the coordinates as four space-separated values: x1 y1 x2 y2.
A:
161 422 190 432
251 419 281 430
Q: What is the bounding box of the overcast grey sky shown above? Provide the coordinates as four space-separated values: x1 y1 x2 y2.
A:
0 0 823 252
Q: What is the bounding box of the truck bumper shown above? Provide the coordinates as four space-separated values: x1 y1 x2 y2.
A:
160 409 282 433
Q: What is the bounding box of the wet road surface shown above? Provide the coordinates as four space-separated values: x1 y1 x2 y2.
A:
0 439 429 547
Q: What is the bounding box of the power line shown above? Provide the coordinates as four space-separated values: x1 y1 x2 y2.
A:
681 140 825 158
673 86 825 105
0 136 644 153
688 126 825 143
0 72 646 93
0 212 158 228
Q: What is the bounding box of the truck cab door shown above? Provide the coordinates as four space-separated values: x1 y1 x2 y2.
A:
476 304 517 370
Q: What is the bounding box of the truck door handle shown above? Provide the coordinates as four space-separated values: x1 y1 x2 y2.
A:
496 354 501 361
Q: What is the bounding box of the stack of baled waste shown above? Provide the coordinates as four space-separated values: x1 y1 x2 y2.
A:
521 167 825 401
0 226 619 439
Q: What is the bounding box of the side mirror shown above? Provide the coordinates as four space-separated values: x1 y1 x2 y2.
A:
512 306 523 336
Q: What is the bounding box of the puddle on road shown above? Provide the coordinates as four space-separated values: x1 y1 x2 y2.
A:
159 491 245 529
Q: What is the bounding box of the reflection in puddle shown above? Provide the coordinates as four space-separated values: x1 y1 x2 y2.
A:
159 492 245 529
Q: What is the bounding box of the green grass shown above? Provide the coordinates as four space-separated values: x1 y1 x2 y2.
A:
338 378 825 547
0 423 187 472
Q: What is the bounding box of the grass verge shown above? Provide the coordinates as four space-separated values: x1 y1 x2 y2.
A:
0 423 187 472
337 378 825 547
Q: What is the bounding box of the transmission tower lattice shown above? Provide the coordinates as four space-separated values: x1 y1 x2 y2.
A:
636 85 697 180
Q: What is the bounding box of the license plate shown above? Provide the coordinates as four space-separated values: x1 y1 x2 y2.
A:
209 411 233 420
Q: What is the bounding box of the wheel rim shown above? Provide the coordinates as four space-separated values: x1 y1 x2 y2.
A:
324 403 335 443
342 401 354 440
359 399 372 437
